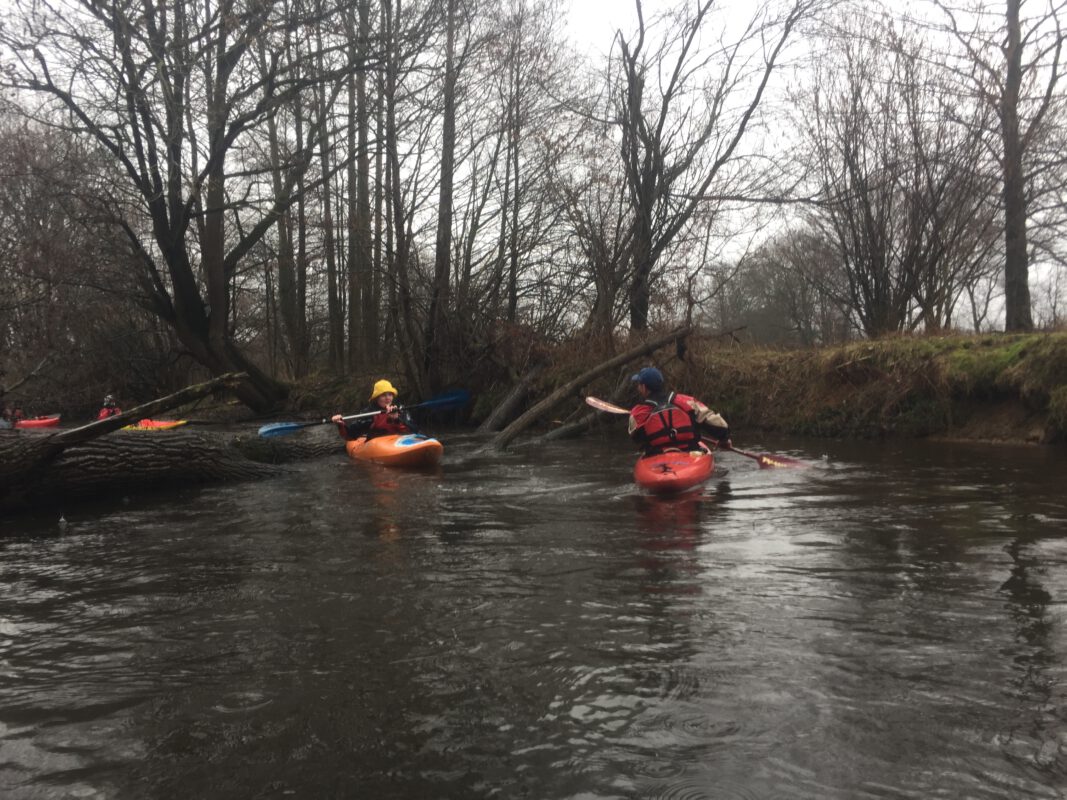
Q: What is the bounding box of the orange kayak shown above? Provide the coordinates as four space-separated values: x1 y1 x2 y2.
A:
345 434 443 468
13 415 60 429
633 445 714 494
122 419 188 430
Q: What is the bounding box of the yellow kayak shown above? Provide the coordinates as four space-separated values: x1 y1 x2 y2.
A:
122 419 188 430
345 434 443 468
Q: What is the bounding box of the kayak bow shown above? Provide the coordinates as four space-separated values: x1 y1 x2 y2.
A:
122 419 188 430
13 415 61 429
345 434 444 468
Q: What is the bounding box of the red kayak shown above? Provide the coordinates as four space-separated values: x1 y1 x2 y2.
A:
13 415 60 429
633 445 714 495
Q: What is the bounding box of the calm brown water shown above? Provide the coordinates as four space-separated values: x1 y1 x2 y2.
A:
1 433 1066 799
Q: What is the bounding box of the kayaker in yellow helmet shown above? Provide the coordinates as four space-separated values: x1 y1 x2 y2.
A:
331 379 418 441
628 366 731 455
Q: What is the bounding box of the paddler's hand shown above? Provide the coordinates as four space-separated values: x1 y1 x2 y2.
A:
331 414 343 424
385 404 400 418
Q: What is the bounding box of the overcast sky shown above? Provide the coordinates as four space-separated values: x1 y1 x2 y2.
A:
564 0 649 56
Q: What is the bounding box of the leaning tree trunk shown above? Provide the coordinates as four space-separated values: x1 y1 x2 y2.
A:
528 371 634 444
476 363 545 433
480 325 692 452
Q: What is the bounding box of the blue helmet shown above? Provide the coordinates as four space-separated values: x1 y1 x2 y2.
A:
630 367 664 391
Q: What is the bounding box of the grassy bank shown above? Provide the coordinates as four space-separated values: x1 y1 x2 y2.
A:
279 332 1066 446
679 332 1067 444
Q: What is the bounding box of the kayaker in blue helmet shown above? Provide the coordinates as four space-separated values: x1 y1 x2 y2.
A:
628 366 731 455
330 379 418 441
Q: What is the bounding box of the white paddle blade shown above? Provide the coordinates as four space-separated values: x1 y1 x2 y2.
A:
584 396 629 415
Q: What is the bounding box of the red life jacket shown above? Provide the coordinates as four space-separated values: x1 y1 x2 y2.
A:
366 410 410 437
636 393 699 453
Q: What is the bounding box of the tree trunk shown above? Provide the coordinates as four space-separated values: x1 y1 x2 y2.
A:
371 66 386 363
0 432 281 513
529 370 635 444
426 0 458 391
476 362 544 433
319 48 345 370
0 374 322 513
1002 0 1034 332
348 0 375 370
481 325 692 452
266 92 309 378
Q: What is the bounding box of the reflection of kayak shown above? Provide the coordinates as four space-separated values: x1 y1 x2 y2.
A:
13 415 60 429
634 445 714 494
345 434 443 468
122 419 188 430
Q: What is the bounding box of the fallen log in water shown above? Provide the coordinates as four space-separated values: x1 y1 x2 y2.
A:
0 374 344 514
480 325 692 452
477 362 545 433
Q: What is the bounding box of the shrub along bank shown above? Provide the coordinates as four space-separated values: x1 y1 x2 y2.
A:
679 332 1067 444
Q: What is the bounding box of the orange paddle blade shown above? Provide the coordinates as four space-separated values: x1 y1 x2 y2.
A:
755 453 806 469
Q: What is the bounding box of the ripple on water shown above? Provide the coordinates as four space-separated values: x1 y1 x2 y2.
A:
637 707 745 746
211 691 274 714
639 777 768 800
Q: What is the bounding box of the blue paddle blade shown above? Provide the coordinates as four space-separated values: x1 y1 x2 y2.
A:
258 421 315 438
416 389 470 410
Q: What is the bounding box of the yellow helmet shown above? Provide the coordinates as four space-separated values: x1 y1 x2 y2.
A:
369 379 399 401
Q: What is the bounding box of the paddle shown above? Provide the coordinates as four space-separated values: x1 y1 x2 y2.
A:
701 438 806 469
584 395 805 469
258 389 469 438
584 396 629 415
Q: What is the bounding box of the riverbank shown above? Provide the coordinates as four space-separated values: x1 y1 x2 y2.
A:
280 331 1066 447
683 332 1067 444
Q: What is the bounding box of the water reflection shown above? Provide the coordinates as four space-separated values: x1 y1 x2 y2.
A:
1 436 1066 799
998 536 1063 773
362 464 404 540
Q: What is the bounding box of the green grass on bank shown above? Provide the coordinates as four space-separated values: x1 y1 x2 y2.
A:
682 332 1067 442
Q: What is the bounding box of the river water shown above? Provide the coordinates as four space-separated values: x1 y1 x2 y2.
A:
1 432 1066 799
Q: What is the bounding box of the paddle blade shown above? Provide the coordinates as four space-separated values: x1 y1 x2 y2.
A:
415 389 470 410
258 421 316 438
585 396 629 415
755 453 806 469
716 441 807 469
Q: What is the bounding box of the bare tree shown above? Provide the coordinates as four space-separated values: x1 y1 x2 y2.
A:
0 0 357 410
347 0 378 369
796 14 999 336
933 0 1067 331
550 126 635 341
0 115 197 408
611 0 818 331
425 0 460 391
259 30 311 379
